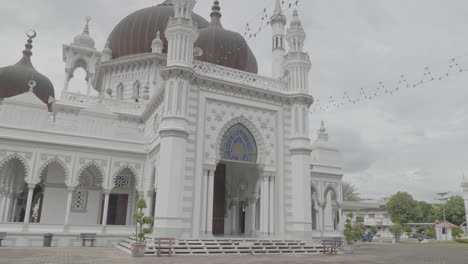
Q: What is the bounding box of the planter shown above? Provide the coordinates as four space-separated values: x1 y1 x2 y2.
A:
131 243 146 257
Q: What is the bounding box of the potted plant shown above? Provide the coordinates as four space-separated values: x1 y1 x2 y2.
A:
131 198 154 257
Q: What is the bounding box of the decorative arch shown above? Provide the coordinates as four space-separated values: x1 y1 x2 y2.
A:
311 183 320 204
323 184 339 207
74 161 105 187
220 124 257 163
132 80 141 99
215 116 266 165
0 154 30 181
37 158 70 185
116 83 124 100
111 165 139 190
71 58 90 81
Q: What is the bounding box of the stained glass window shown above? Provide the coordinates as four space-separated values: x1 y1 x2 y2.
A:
220 124 257 163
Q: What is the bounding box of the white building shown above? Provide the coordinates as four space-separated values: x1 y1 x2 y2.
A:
343 199 394 239
0 0 344 246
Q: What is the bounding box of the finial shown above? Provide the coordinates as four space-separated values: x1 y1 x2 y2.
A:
318 121 328 141
28 80 37 92
291 9 302 27
274 0 282 14
84 16 91 35
210 0 222 25
23 30 37 57
156 31 161 39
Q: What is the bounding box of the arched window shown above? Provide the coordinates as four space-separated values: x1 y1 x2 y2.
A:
220 124 257 163
116 83 124 100
132 81 141 99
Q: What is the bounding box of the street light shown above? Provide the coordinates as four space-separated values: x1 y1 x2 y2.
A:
436 192 449 222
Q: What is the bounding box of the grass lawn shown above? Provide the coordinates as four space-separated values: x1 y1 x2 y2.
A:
401 241 468 248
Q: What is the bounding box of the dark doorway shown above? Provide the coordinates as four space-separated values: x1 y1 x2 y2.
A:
212 164 226 235
107 194 128 225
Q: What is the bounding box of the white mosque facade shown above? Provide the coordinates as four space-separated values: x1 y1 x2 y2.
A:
0 0 344 246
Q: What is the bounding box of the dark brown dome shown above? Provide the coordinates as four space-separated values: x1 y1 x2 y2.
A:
194 1 258 74
0 34 55 111
107 1 209 59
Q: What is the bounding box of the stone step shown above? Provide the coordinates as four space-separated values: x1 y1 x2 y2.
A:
115 236 328 256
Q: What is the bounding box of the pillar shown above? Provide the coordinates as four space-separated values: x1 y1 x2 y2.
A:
201 168 209 234
10 197 18 222
260 176 269 235
101 189 111 225
0 193 6 222
23 184 35 224
250 197 257 236
268 176 275 235
64 186 74 226
338 206 343 231
3 194 12 222
231 196 238 235
206 168 215 235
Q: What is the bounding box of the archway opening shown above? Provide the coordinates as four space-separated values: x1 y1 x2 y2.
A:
0 157 27 223
213 123 260 236
71 163 104 225
311 186 319 230
324 187 339 231
105 168 136 225
38 160 68 224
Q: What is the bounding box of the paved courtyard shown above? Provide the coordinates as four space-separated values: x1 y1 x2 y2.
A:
0 244 467 264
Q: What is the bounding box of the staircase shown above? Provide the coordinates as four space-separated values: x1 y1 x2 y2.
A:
116 237 326 255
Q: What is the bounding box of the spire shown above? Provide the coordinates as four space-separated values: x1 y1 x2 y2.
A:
210 0 222 26
291 9 302 27
274 0 282 15
83 16 91 35
22 30 36 59
317 121 329 142
152 31 164 53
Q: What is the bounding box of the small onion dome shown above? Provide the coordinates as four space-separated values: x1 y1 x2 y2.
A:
194 1 258 73
290 9 302 27
73 16 96 48
0 31 55 111
151 31 164 53
107 0 209 59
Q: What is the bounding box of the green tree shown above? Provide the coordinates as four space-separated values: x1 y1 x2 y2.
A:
445 196 466 226
342 182 361 201
404 226 413 237
452 227 464 239
389 224 404 242
387 192 420 224
133 199 154 244
370 226 377 235
414 201 433 222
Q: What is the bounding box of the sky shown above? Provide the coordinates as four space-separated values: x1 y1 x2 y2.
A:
1 0 468 202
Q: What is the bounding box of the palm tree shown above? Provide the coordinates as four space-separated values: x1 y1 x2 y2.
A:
342 182 361 201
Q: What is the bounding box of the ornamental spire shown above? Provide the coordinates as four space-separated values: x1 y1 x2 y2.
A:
83 16 91 35
274 0 282 15
317 121 329 142
210 0 222 25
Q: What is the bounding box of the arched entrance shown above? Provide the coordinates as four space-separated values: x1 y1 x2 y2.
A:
323 187 339 231
0 156 27 223
37 160 68 224
212 123 260 236
105 168 137 225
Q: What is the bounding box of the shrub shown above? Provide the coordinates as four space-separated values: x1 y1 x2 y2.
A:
455 238 468 244
132 199 154 244
452 227 464 239
389 224 404 242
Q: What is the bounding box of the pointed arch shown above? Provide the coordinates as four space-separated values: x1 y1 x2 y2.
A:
215 116 266 165
132 80 141 99
71 58 90 81
74 161 105 187
323 184 339 207
116 83 124 100
111 164 139 190
0 154 30 181
37 158 70 184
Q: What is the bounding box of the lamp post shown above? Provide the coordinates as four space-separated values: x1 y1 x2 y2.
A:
436 192 449 222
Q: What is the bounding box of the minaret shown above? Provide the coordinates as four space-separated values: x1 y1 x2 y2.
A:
462 177 468 226
270 0 286 78
283 9 314 240
151 31 164 53
155 0 199 238
62 16 102 99
283 9 311 93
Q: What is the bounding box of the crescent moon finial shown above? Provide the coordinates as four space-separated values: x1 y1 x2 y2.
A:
26 30 37 39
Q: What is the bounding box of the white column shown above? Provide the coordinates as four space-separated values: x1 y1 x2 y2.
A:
10 197 18 222
338 207 343 231
260 176 269 235
64 187 74 225
268 176 275 235
101 189 111 225
250 197 257 236
231 197 238 235
0 193 6 222
201 169 209 234
3 194 12 222
206 169 215 235
23 184 35 224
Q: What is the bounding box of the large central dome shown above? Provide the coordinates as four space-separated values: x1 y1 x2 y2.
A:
107 1 209 59
107 0 258 73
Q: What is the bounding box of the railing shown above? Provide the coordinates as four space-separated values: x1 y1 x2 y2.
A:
193 61 288 92
65 92 145 114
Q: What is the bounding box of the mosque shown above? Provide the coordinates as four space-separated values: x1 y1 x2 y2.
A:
0 0 344 246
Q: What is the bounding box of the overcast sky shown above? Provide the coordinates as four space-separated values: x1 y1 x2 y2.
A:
2 0 468 202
